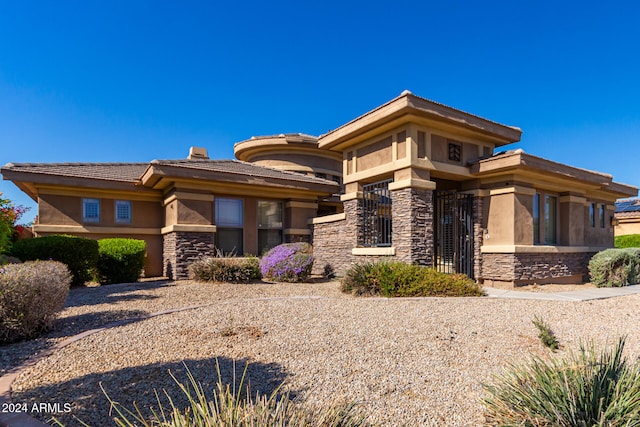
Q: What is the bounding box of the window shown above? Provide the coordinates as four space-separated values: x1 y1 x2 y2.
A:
544 195 557 245
362 179 392 247
589 203 596 227
215 198 243 255
599 204 606 228
83 198 100 223
533 193 557 245
257 201 283 254
115 200 131 224
448 142 461 162
533 194 540 244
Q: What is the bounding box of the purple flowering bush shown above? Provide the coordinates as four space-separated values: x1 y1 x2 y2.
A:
259 243 314 282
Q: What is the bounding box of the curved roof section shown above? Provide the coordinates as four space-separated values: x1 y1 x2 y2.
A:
234 133 340 162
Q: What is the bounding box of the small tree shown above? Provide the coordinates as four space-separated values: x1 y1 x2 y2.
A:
0 193 28 254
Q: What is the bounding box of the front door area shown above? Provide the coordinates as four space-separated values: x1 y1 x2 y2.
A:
434 191 474 279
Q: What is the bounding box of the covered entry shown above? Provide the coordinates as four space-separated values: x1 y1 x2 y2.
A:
434 191 474 278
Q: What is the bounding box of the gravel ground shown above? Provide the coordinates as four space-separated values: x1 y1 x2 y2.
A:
4 280 640 426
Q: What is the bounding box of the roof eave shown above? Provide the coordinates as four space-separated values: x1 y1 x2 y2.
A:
318 92 522 151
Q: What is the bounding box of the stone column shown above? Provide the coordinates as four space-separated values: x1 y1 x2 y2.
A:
163 231 215 280
390 187 433 266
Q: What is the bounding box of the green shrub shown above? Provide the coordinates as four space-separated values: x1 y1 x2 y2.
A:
532 315 559 351
341 260 485 297
0 261 71 344
189 257 261 283
259 242 314 282
615 234 640 248
588 248 640 287
60 362 369 427
10 235 98 286
482 337 640 426
96 238 146 285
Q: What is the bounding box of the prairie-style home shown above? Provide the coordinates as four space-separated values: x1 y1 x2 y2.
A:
3 91 636 288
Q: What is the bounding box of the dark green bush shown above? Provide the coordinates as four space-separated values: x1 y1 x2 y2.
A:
615 234 640 248
483 337 640 426
96 238 146 285
189 257 261 283
0 261 71 343
589 248 640 287
10 235 98 286
341 260 485 297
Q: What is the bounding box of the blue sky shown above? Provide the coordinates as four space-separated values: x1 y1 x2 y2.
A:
1 1 639 223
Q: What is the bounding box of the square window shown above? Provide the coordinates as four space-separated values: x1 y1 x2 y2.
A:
115 200 131 224
83 198 100 223
448 142 461 162
215 198 243 227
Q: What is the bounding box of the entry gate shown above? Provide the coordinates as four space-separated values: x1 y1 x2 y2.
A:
433 191 474 279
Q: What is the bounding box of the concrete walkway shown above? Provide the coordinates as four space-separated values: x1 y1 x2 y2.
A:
484 284 640 301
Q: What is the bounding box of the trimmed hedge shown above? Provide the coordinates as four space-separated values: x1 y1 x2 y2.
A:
615 234 640 248
589 248 640 287
341 260 485 297
96 238 146 285
259 242 314 282
0 261 71 344
189 257 261 283
10 235 98 286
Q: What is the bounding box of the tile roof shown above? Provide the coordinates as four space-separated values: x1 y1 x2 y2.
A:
2 162 149 183
150 159 339 186
615 198 640 213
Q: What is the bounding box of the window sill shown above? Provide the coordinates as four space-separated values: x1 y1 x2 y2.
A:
352 247 396 256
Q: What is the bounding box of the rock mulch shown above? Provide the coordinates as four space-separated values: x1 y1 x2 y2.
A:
4 280 640 426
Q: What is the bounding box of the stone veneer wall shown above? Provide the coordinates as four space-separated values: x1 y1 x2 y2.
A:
163 232 216 280
391 188 433 266
312 198 358 276
312 198 390 276
481 251 595 286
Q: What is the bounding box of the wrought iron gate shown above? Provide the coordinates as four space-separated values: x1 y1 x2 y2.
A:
434 191 474 278
362 179 393 247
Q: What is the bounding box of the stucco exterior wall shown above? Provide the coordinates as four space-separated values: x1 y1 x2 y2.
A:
248 153 341 175
616 218 640 236
38 194 162 228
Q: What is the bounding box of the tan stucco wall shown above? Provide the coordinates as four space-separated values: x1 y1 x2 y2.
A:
39 194 162 228
514 193 533 245
616 220 640 236
584 202 614 247
248 153 341 175
243 198 258 255
38 194 81 225
285 205 317 229
177 199 213 225
430 134 482 166
485 193 514 245
357 136 393 171
559 200 585 246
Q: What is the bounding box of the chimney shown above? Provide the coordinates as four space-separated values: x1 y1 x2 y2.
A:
188 147 209 160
